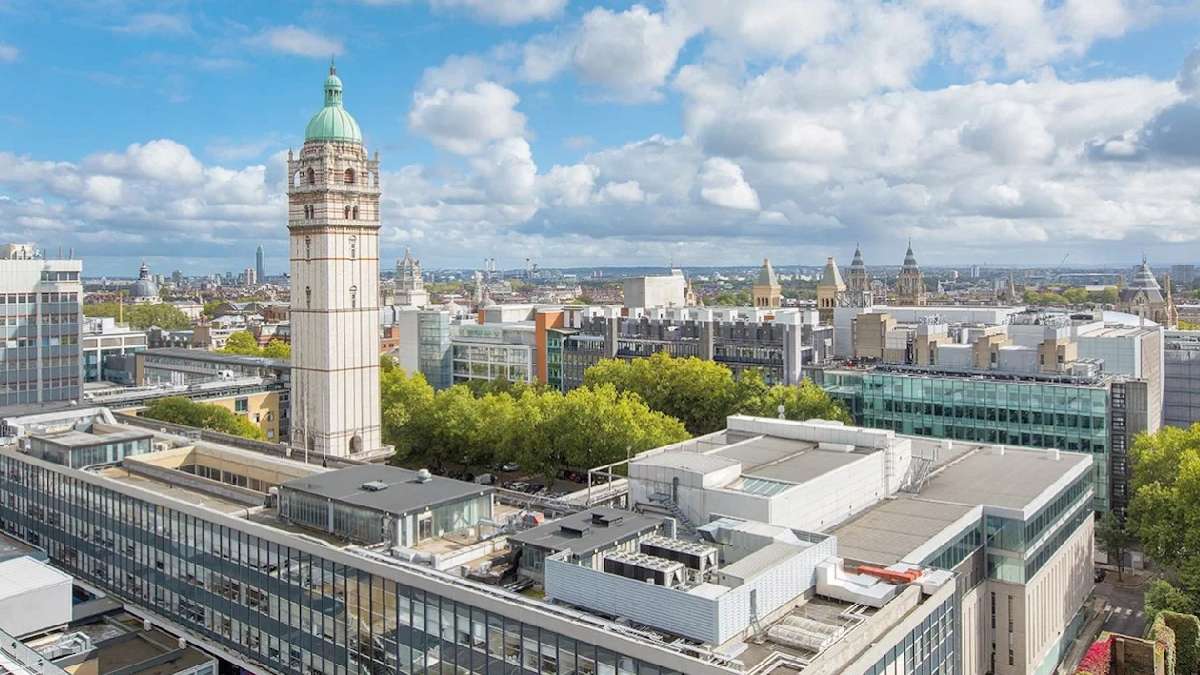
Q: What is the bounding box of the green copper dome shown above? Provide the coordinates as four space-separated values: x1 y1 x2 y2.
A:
305 63 362 144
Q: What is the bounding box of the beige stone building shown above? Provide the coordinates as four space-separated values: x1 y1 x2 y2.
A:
287 65 383 458
1118 257 1178 328
752 258 782 308
895 242 927 306
815 257 846 324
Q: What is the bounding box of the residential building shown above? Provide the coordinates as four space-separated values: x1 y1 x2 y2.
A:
623 270 688 308
554 305 831 391
81 316 147 384
0 244 83 408
1170 264 1195 287
751 258 782 309
287 64 383 458
1164 330 1200 428
0 410 970 675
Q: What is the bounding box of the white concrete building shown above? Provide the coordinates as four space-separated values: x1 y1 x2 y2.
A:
287 65 383 458
0 245 83 407
628 415 1095 675
624 270 688 308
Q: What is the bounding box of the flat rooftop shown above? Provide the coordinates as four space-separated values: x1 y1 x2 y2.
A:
99 466 254 515
141 347 287 368
34 426 150 448
716 435 868 484
280 464 494 516
510 508 665 557
831 444 1090 565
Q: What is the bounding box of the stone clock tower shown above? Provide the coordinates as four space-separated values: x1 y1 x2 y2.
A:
287 64 382 458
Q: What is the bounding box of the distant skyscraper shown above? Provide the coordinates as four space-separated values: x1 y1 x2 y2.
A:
287 63 382 458
0 244 83 407
255 244 266 283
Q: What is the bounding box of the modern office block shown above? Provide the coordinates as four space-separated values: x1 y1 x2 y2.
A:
0 244 83 408
1164 330 1200 428
0 410 984 675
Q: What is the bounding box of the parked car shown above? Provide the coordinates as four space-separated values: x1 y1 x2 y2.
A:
501 462 521 472
1094 568 1107 583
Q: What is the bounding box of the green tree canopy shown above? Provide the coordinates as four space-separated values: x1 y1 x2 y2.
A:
221 331 261 355
584 352 740 434
219 331 290 359
1146 581 1196 628
84 302 191 330
141 396 264 440
381 361 689 478
583 352 851 434
1127 424 1200 572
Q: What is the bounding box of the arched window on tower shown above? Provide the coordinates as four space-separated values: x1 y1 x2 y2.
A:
349 235 357 259
304 236 312 260
344 206 351 220
344 168 355 184
306 168 315 185
352 206 359 220
349 285 358 309
305 286 312 308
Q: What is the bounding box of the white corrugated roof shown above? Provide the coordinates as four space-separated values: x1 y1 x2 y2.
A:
0 556 71 598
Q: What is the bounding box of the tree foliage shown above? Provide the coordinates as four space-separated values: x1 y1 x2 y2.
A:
1146 583 1197 633
1128 424 1200 573
141 396 265 440
219 330 290 359
1097 511 1132 580
380 358 689 478
583 352 851 435
84 302 191 330
1021 286 1119 307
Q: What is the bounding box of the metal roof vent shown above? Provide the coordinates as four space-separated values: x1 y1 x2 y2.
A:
416 468 433 483
360 481 388 492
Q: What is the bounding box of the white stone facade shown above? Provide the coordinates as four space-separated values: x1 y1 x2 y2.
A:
287 139 383 458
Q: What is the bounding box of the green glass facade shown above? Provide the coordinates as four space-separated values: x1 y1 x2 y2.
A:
824 370 1112 512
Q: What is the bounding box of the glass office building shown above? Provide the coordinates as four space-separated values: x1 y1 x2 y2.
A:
822 369 1112 511
0 450 711 675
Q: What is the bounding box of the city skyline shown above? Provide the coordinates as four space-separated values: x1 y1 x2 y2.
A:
2 2 1200 274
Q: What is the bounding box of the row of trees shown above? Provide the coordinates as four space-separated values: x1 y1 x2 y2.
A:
83 302 191 330
220 331 291 359
381 352 852 480
1022 287 1119 306
582 351 851 435
381 357 689 479
141 396 265 440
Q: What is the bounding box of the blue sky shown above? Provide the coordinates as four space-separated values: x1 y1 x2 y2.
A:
1 0 1200 276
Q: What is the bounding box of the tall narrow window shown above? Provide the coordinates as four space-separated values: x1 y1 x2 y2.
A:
349 285 358 309
306 168 315 185
352 206 359 220
305 287 312 308
349 236 357 260
344 206 351 220
344 168 355 184
304 236 311 260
